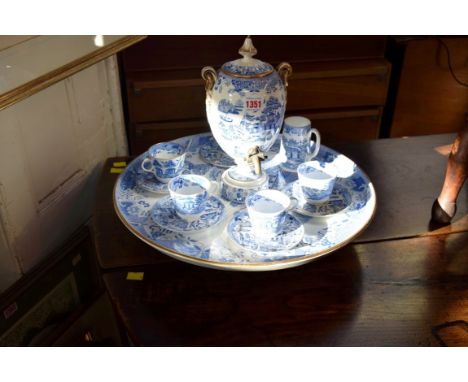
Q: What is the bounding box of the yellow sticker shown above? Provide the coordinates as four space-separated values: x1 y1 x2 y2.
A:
72 254 82 266
126 272 144 281
110 168 124 174
113 161 127 168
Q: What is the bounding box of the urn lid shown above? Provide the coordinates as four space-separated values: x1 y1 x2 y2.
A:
221 37 274 78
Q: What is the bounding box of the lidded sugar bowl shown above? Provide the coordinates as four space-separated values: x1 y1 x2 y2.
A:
201 36 292 201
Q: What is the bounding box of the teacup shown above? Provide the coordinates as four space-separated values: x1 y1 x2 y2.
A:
245 190 297 239
282 116 321 166
168 174 212 220
141 142 186 183
297 161 338 203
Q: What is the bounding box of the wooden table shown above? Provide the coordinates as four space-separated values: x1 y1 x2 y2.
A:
92 133 468 346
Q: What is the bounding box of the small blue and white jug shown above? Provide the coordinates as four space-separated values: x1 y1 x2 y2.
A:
282 116 321 169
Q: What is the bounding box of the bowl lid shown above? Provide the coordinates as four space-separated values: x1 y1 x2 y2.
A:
221 37 274 78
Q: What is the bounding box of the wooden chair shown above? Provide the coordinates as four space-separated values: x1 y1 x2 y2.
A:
432 114 468 225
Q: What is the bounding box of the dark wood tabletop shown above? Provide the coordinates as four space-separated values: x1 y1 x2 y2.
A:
92 133 468 346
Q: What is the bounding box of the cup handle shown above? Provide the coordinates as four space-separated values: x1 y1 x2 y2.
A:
141 157 154 173
308 128 321 159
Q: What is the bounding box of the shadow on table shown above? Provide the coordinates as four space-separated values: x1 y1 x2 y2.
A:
422 230 468 346
109 246 364 346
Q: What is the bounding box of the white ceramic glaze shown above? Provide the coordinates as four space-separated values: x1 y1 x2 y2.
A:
245 189 296 239
141 142 186 183
228 210 304 252
221 168 268 205
168 174 212 220
199 135 235 168
151 195 225 233
297 160 338 203
283 180 352 217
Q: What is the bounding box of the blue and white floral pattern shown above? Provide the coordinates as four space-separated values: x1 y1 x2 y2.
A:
207 69 286 164
222 60 273 76
136 171 169 194
143 223 210 259
228 210 304 252
281 121 321 166
283 180 352 217
114 133 376 271
151 195 225 233
300 181 335 202
282 138 311 164
245 190 291 238
229 76 280 93
148 142 184 156
281 160 301 172
141 142 186 183
297 161 337 203
199 136 235 168
220 168 269 205
168 174 211 216
265 165 286 190
220 181 268 206
217 99 244 114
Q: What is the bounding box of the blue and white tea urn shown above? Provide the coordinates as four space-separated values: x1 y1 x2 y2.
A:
201 36 292 201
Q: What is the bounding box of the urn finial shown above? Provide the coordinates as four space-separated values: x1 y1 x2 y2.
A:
239 36 257 60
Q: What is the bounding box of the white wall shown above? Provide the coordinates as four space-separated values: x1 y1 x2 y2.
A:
0 55 127 292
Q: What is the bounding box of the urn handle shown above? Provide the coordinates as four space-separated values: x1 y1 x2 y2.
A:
277 62 293 87
201 66 217 92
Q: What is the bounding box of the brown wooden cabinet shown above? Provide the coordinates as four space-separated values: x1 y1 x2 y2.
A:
390 37 468 137
119 36 391 154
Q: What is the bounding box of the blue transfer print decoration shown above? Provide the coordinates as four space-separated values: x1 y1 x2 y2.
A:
113 133 376 270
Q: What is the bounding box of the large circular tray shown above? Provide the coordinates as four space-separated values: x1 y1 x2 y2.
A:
113 133 376 271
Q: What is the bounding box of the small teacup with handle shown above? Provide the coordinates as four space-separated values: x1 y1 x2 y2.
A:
297 160 338 204
168 174 213 221
141 142 186 183
245 189 297 240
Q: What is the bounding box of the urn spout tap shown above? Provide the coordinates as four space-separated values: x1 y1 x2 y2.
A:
246 146 266 175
